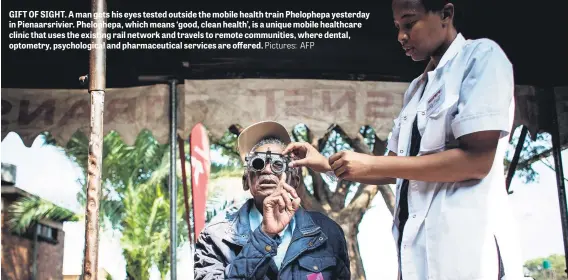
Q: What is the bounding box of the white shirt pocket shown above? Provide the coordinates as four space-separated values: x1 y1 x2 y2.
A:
417 93 458 153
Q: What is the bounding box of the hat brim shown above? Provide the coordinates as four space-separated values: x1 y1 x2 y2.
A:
237 121 291 161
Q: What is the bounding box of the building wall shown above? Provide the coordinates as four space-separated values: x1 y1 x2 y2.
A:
2 208 32 280
2 199 66 280
37 230 66 280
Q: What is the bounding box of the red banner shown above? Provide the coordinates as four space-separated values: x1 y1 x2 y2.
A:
190 123 211 242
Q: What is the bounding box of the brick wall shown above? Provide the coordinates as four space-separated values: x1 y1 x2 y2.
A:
36 230 66 280
2 202 66 280
2 209 32 280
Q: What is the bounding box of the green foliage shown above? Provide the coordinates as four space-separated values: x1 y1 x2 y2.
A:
205 164 243 223
524 254 567 280
42 129 237 278
121 176 186 280
7 196 80 235
210 164 244 180
504 128 553 184
43 130 182 278
210 130 241 166
43 130 170 230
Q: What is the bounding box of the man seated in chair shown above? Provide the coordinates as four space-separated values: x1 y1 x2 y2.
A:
194 121 350 280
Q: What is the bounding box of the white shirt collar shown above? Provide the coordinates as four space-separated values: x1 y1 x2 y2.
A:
437 32 466 69
423 33 467 76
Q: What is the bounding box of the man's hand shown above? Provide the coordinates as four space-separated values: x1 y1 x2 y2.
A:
261 173 301 237
329 151 375 180
283 142 331 173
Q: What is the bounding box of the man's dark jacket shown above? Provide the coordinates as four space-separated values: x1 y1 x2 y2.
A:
194 199 351 280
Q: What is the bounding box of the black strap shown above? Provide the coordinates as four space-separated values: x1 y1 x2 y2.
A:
397 82 426 280
397 82 426 249
397 119 421 244
495 236 505 279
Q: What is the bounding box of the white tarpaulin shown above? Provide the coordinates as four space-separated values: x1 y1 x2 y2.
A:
2 84 171 146
1 79 566 147
182 79 407 141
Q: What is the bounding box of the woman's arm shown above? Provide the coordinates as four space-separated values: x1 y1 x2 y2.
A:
284 143 398 185
340 151 398 185
330 41 513 185
330 130 500 183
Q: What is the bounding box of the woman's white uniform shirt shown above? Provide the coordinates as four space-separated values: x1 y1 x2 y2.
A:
388 33 524 280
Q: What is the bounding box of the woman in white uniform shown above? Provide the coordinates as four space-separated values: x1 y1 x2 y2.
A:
283 0 524 279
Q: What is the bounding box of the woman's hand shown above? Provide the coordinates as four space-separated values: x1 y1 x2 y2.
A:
283 142 331 173
329 151 376 180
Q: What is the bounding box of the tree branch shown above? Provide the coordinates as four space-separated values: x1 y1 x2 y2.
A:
315 124 336 152
343 184 379 218
334 125 372 155
329 180 350 212
372 133 387 156
296 173 326 214
371 133 396 215
331 125 374 208
330 183 350 211
291 128 300 142
307 168 333 212
305 126 333 206
377 185 395 215
350 183 366 205
514 148 553 170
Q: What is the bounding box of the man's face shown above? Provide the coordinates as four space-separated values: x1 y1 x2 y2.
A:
247 143 286 200
392 0 447 61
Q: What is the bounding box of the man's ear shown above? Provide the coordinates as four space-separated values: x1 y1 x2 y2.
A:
287 168 302 189
242 173 249 191
293 174 301 189
441 3 454 25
